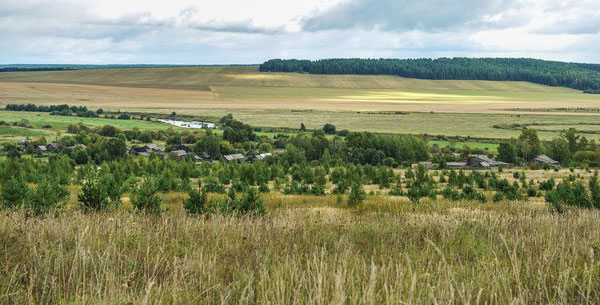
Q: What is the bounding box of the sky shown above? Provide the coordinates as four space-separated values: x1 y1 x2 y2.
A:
1 0 599 64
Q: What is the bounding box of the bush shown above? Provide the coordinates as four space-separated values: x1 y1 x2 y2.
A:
203 176 226 193
73 149 89 165
322 123 336 134
493 192 504 203
258 181 270 193
441 186 461 201
461 185 486 202
131 177 163 214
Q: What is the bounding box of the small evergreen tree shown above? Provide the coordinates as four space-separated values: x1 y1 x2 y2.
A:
131 177 163 214
101 173 124 206
26 177 68 216
1 177 28 209
347 183 366 207
78 171 109 211
238 187 266 216
184 181 207 215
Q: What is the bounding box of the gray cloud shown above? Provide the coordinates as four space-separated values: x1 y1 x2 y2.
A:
88 7 286 35
1 0 600 64
535 13 600 35
302 0 525 32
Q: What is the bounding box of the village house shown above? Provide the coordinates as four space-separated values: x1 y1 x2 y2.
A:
169 144 192 153
144 144 165 153
223 153 245 162
169 150 188 159
466 155 512 169
531 155 560 168
247 152 273 162
46 143 60 152
129 144 166 156
446 161 467 169
36 145 47 153
414 161 437 169
195 151 211 161
129 146 148 156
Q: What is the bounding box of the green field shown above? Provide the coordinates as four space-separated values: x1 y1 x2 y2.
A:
2 109 600 144
180 109 600 141
0 111 169 130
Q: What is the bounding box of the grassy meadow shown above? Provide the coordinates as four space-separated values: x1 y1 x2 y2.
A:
2 195 600 304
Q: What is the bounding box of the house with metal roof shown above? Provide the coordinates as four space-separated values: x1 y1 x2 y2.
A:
531 155 560 168
223 153 245 162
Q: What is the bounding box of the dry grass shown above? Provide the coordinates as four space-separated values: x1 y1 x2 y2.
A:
2 195 600 304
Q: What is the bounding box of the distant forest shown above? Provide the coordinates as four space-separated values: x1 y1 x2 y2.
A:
259 58 600 92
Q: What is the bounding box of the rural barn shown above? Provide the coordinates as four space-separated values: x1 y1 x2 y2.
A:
531 155 560 168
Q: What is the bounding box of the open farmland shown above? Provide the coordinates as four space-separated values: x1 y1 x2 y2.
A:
1 66 600 143
1 66 600 115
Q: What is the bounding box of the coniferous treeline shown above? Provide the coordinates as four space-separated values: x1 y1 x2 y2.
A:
259 58 600 91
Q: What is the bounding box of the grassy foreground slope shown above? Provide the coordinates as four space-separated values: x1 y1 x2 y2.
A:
2 200 600 304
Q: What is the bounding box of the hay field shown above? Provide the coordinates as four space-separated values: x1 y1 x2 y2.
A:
1 66 599 114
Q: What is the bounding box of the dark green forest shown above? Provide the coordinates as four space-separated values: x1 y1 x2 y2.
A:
259 58 600 91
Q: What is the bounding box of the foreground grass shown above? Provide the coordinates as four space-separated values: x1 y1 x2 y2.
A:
1 198 599 304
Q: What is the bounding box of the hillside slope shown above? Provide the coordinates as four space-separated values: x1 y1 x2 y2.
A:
0 65 580 93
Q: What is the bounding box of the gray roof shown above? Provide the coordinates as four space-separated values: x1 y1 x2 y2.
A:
532 155 559 164
255 153 272 160
145 144 165 152
470 155 511 166
224 153 245 161
171 150 187 158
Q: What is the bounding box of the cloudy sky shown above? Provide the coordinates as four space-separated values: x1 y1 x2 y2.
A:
1 0 599 64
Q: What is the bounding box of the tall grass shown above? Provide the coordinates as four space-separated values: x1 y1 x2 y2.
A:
1 199 599 304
